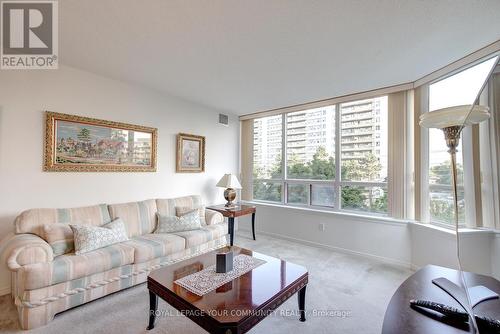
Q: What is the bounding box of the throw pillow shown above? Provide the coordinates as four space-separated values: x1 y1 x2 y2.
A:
156 210 202 233
176 206 206 224
42 223 77 256
70 218 129 255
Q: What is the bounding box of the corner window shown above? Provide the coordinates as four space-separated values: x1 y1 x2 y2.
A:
426 57 497 225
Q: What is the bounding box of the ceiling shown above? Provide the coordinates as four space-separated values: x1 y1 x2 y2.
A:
60 0 500 116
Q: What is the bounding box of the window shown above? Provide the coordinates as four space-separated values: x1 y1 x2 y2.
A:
428 128 465 225
427 57 497 225
253 115 283 202
253 115 282 180
252 96 389 215
340 97 388 214
286 107 335 180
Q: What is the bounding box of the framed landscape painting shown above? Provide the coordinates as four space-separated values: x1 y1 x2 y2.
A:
176 133 205 173
44 111 158 172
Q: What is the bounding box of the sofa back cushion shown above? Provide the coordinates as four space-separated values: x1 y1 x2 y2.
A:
15 204 111 238
108 199 157 237
156 195 205 221
43 223 79 256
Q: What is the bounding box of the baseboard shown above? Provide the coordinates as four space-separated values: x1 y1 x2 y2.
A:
0 285 10 296
239 228 414 270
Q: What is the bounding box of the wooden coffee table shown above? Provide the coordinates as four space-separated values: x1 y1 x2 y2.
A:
147 246 308 334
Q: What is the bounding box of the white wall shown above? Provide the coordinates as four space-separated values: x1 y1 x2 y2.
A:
410 223 493 275
238 203 412 267
493 233 500 280
238 203 498 279
0 65 239 294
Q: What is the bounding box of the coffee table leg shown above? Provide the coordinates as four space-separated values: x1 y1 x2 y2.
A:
228 217 235 246
147 291 158 330
251 212 256 241
298 285 306 322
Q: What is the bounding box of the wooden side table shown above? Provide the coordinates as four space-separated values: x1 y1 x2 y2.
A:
206 204 256 246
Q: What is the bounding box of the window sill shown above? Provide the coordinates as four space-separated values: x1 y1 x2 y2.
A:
241 200 410 226
411 221 497 235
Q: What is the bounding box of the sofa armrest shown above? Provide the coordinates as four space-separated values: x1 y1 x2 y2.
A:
5 234 53 271
205 209 224 225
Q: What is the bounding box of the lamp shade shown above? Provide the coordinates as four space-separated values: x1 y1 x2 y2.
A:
419 104 490 129
216 174 242 189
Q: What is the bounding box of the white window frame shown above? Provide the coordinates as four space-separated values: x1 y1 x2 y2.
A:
252 97 390 217
421 57 496 228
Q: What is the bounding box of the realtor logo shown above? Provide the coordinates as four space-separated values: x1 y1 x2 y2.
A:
1 0 58 69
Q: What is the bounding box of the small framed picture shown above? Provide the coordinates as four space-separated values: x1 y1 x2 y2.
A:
176 133 205 173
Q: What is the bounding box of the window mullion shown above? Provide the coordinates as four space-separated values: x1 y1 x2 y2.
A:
282 113 287 204
334 103 341 210
308 183 312 206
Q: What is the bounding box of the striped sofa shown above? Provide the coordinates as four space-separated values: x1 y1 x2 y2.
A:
5 195 228 330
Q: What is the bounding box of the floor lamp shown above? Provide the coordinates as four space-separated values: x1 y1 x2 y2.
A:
419 104 497 332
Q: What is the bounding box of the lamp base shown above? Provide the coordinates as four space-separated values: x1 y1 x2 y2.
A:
224 188 237 207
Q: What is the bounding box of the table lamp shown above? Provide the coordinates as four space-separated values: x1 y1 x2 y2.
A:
420 104 497 332
216 174 242 207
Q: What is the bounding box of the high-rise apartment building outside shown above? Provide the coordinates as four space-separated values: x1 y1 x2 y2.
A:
253 97 388 179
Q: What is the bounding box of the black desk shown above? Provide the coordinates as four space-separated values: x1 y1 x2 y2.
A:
382 265 500 334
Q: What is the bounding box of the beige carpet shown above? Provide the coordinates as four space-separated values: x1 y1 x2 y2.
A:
0 231 412 333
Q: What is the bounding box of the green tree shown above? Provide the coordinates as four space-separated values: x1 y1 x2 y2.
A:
340 153 385 212
287 157 311 179
269 155 283 178
309 146 335 180
371 191 388 212
253 148 387 213
429 162 463 185
341 186 367 210
77 128 91 143
253 181 281 202
429 161 465 224
342 153 382 181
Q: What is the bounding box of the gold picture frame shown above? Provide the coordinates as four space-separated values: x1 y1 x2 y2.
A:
176 133 205 173
44 111 158 172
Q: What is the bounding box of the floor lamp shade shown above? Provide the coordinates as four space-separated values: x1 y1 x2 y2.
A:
419 105 489 129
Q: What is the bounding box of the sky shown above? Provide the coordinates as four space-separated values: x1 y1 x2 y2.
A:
428 56 498 165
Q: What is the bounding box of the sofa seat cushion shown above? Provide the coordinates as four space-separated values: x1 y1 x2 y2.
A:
172 223 228 248
20 243 135 290
123 234 186 263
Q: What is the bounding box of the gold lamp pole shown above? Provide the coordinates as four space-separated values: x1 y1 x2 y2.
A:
442 125 461 239
420 105 490 333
